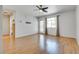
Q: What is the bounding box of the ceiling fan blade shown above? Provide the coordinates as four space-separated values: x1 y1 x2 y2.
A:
36 6 40 9
36 5 48 12
43 7 48 9
43 9 48 12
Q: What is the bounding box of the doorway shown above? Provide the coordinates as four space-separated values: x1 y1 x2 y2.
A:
2 13 15 52
40 21 45 34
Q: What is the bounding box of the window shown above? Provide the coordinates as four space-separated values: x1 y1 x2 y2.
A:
47 17 56 28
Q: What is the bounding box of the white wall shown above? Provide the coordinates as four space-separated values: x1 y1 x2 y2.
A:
2 15 9 35
15 13 38 37
39 10 76 38
59 10 76 38
76 6 79 45
0 5 3 53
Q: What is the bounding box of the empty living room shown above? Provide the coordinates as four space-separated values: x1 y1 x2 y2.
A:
0 5 79 54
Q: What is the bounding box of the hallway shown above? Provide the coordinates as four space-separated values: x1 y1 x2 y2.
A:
2 34 79 54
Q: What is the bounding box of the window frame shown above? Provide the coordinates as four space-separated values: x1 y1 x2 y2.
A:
47 17 57 28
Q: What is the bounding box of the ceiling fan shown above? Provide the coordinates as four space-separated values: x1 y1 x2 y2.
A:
36 5 48 12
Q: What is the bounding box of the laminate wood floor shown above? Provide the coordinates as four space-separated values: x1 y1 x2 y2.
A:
2 34 79 54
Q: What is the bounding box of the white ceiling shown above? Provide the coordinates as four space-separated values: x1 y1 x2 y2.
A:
3 5 76 17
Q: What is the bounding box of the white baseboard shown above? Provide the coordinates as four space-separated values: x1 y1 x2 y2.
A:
16 33 38 39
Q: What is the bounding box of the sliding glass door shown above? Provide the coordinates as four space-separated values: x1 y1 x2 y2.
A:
39 16 57 36
47 17 57 35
